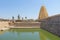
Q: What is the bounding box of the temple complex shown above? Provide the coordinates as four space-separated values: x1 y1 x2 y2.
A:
0 5 60 37
0 5 60 29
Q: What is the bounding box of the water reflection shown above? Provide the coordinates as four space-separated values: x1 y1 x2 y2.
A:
9 29 40 40
0 29 60 40
0 31 5 35
40 29 60 40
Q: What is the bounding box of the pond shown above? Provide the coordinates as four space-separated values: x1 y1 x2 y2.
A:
0 28 60 40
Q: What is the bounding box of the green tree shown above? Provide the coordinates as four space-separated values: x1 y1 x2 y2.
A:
25 17 27 20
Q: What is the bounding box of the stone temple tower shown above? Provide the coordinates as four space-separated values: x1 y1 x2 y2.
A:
38 6 48 20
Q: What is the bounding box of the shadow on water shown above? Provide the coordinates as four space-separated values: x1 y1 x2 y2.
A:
0 28 60 40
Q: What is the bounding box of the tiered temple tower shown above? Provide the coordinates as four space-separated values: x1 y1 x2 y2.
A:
38 6 48 20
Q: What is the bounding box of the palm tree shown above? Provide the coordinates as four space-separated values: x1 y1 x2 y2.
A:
18 14 20 20
12 16 14 20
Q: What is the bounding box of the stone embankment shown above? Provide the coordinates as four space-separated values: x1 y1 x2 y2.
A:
0 21 10 30
0 20 40 29
0 21 9 27
40 14 60 37
10 22 40 28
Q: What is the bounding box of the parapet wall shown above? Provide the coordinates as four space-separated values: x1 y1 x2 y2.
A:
40 15 60 37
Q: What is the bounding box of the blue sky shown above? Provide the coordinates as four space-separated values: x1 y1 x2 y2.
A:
0 0 60 19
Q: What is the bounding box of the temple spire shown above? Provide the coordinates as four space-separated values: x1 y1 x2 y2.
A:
38 5 48 20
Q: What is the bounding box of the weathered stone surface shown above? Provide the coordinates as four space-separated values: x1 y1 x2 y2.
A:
12 22 40 28
38 6 48 20
0 21 9 28
40 14 60 37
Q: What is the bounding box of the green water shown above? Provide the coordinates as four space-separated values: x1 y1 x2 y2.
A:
0 28 60 40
